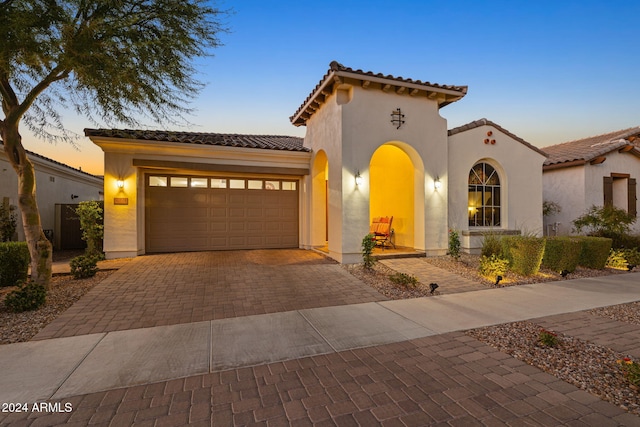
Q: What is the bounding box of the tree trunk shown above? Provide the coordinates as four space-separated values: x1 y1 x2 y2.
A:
1 122 52 289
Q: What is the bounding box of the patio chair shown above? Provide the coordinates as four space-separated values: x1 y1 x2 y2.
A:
373 216 395 249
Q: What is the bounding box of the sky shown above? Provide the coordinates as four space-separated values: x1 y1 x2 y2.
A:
18 0 640 176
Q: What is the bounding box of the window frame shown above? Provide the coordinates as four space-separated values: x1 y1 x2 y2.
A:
468 162 501 227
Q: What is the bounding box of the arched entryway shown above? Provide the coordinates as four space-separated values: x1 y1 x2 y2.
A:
311 150 329 248
369 143 425 250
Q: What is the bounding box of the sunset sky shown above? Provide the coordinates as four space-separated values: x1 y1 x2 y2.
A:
18 0 640 176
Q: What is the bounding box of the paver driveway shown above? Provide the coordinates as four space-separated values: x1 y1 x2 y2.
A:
34 250 386 340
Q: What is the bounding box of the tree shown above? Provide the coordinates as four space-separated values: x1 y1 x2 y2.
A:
572 205 637 236
0 0 227 288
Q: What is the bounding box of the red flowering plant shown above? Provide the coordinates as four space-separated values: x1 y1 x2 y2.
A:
617 357 640 388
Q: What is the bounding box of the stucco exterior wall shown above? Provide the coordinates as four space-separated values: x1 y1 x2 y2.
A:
544 151 640 235
1 151 103 242
302 84 448 263
301 89 344 260
542 166 586 236
448 125 546 252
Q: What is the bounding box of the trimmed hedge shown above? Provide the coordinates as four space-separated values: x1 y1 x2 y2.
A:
501 236 546 276
542 236 582 273
0 242 30 287
574 236 612 269
597 232 640 250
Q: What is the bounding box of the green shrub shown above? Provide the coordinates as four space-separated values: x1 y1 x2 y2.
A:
537 329 559 348
574 236 612 269
572 205 636 236
388 272 418 288
361 234 376 269
448 229 460 260
479 254 509 278
0 242 30 287
481 233 503 258
4 281 46 312
606 248 640 270
70 254 99 279
0 202 17 242
601 232 640 250
623 248 640 265
501 236 546 276
542 237 582 273
75 201 104 257
607 249 628 270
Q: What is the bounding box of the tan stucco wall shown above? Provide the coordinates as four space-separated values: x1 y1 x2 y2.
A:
1 152 103 242
448 125 546 252
543 151 640 235
302 84 447 263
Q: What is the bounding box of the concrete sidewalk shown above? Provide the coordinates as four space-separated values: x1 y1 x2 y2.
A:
1 272 638 406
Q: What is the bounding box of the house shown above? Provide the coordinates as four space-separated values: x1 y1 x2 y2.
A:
1 143 104 247
448 119 547 252
542 127 640 236
88 61 546 262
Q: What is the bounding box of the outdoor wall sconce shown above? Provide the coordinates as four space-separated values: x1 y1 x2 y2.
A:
71 194 79 200
116 179 124 189
355 170 363 186
434 176 442 190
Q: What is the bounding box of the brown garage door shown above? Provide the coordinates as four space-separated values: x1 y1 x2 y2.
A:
145 175 299 252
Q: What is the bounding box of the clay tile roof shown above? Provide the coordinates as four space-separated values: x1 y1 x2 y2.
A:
542 127 640 167
1 141 102 179
290 61 468 126
448 118 547 157
84 129 309 152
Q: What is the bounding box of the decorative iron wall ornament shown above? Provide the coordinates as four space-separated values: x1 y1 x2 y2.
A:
390 108 405 129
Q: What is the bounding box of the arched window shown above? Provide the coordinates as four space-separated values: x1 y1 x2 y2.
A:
468 162 500 227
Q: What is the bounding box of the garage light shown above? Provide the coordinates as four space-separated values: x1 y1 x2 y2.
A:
355 170 363 186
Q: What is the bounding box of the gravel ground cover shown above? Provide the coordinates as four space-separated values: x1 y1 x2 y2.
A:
0 271 112 344
468 316 640 416
343 262 431 299
590 302 640 325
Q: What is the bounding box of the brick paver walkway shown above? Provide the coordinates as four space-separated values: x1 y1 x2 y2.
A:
9 252 639 425
3 330 637 426
381 258 487 295
34 250 386 340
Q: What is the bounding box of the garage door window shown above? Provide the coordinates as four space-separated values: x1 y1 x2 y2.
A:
282 182 297 191
149 176 168 187
210 178 227 188
229 179 245 189
248 180 263 190
265 181 280 190
190 178 208 188
170 177 188 187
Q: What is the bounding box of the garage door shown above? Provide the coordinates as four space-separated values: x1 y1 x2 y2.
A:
145 175 299 252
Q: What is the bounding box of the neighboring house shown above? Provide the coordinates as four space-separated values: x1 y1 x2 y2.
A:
87 61 546 262
0 143 104 247
542 127 640 236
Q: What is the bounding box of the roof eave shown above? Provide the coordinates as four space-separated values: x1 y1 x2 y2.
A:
290 69 468 127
